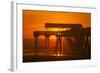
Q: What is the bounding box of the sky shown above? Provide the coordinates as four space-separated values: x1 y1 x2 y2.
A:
23 10 91 39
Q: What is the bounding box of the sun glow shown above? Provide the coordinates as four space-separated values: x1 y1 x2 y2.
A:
46 28 68 31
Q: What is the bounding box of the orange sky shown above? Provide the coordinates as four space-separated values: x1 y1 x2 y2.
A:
23 10 91 39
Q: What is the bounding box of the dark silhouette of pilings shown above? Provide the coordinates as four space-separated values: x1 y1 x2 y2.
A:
56 35 62 56
45 35 50 49
34 35 39 55
33 25 91 57
44 35 50 55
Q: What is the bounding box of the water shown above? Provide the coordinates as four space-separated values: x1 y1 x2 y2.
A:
23 39 91 62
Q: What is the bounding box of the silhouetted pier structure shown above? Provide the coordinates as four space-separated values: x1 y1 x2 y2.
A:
33 23 91 57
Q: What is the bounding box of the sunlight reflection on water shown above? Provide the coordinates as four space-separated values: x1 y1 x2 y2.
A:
24 50 66 57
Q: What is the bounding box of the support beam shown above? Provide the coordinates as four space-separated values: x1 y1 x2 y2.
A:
34 35 39 55
45 35 50 49
56 35 62 56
